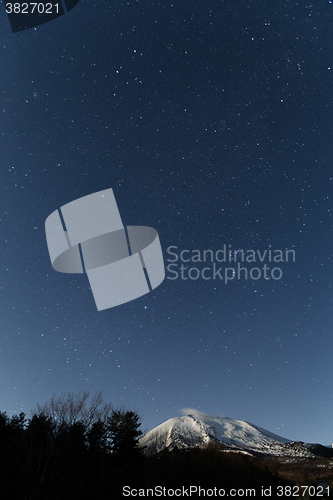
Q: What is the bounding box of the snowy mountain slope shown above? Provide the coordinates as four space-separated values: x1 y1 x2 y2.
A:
139 414 322 458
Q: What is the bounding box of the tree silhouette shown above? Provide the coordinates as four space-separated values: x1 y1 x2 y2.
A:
24 412 56 499
107 409 142 455
0 394 145 499
35 390 112 429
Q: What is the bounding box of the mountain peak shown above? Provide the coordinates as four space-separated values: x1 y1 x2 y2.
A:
139 414 324 458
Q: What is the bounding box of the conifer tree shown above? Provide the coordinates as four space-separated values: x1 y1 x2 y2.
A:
107 409 143 457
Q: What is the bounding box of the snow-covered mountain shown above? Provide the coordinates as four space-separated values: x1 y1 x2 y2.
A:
139 414 331 458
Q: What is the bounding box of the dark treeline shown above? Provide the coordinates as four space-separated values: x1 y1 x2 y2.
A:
0 392 309 499
0 391 144 500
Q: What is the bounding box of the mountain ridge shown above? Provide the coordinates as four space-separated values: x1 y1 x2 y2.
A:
139 414 333 459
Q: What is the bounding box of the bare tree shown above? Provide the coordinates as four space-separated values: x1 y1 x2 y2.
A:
35 391 113 429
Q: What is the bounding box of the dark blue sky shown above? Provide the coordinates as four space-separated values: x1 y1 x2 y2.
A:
0 0 332 443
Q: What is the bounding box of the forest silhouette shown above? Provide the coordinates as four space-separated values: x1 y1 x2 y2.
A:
0 392 324 499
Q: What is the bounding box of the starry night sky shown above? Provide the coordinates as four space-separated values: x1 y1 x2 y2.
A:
0 0 332 444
